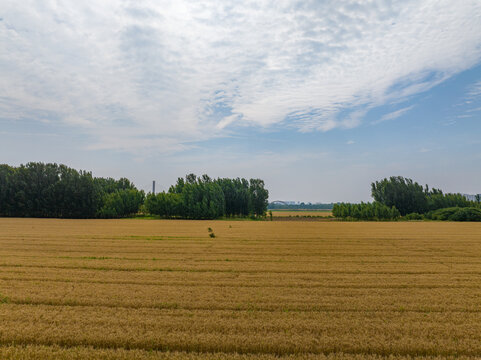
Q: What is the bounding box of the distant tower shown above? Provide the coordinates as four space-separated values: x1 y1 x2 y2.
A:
152 180 156 195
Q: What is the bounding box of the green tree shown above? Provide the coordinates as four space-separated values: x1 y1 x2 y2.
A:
371 176 428 215
168 177 185 194
333 202 400 220
249 179 269 217
0 162 141 219
0 165 15 216
182 181 225 219
215 177 250 217
98 189 144 218
427 192 471 211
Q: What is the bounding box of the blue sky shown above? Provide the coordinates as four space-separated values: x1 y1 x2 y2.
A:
1 1 481 202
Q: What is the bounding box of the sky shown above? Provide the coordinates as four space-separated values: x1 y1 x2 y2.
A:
1 0 481 202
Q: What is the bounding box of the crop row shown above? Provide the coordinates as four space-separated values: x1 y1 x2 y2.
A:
1 218 480 358
3 344 479 360
0 304 480 356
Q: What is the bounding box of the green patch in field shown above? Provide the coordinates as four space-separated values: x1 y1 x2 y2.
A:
124 235 204 241
154 302 179 309
59 256 114 260
0 293 9 304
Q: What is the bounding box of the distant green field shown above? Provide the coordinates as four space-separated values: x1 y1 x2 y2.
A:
270 210 332 217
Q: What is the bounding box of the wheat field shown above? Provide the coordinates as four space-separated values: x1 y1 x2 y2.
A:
0 218 480 359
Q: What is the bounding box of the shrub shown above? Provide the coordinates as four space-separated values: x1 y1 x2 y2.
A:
145 192 183 218
428 207 481 221
449 207 481 221
97 189 145 218
404 212 424 220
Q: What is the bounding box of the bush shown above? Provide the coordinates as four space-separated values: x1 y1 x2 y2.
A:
404 212 424 220
144 192 183 218
427 207 481 221
97 189 145 218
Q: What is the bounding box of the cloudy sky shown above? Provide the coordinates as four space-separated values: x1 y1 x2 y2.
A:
1 0 481 202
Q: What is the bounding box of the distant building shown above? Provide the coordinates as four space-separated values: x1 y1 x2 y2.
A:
463 194 481 202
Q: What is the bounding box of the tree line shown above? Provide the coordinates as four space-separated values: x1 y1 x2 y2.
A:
0 163 144 218
0 163 269 220
371 176 476 215
334 176 480 221
332 202 400 220
145 174 269 219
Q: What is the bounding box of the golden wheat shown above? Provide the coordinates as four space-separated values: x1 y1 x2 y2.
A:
0 218 480 359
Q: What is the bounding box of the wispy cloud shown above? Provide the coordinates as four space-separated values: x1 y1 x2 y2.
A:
1 1 481 154
372 105 415 124
467 106 481 113
467 80 481 98
419 148 432 153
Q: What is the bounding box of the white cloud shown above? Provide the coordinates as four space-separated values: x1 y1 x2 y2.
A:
467 80 481 98
467 106 481 113
1 0 481 153
372 105 414 124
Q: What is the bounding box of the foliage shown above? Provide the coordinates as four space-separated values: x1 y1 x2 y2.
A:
0 164 268 220
144 192 183 218
97 189 145 218
427 207 481 221
0 162 143 218
372 176 478 216
148 174 269 219
404 212 424 220
371 176 428 215
248 179 269 217
332 202 400 220
427 192 472 211
215 178 250 216
182 180 225 219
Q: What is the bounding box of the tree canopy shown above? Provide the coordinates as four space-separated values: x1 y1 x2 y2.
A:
334 176 479 221
371 176 428 216
145 174 269 219
0 162 144 218
371 176 476 216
